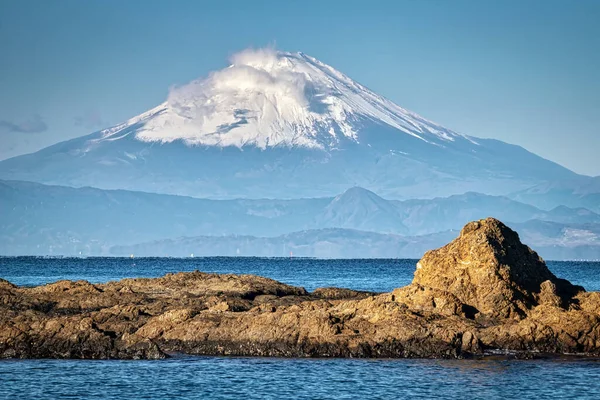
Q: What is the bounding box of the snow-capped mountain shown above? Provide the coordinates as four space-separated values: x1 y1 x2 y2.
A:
97 49 471 150
0 49 581 199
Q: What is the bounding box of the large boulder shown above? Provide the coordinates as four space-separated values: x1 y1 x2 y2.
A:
411 217 583 319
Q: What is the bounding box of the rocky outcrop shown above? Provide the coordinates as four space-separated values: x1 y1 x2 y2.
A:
1 218 599 359
406 219 583 319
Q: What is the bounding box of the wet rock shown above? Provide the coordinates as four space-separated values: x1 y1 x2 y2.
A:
460 331 482 354
312 287 375 300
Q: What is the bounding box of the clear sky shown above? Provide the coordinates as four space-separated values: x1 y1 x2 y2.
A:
0 0 598 175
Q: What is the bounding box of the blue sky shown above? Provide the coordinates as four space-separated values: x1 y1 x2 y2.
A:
0 0 599 175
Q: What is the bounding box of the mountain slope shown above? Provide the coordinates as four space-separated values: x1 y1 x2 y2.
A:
0 49 581 199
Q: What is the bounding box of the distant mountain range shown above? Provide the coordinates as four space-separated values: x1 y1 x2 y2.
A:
510 176 600 213
2 180 598 259
110 229 458 259
110 225 600 260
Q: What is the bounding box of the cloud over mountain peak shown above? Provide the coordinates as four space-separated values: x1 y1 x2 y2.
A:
101 48 467 150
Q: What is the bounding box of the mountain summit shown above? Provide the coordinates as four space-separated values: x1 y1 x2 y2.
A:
0 49 580 199
98 49 470 150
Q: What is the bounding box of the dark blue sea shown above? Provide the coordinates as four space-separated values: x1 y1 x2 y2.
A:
1 257 600 399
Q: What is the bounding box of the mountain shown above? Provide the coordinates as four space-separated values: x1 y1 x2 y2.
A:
512 219 600 260
544 205 600 224
314 187 408 234
110 223 600 260
0 179 325 255
0 49 581 199
109 229 458 259
3 179 599 258
510 176 600 212
392 192 596 235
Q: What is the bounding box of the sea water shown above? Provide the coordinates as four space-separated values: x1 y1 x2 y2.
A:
1 257 600 399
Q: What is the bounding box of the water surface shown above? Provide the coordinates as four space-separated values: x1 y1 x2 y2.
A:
1 257 600 399
1 357 599 399
2 257 599 292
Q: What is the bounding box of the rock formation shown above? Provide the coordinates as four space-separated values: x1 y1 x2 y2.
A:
1 218 599 359
407 219 582 319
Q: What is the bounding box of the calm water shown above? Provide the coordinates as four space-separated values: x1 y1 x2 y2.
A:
1 257 600 399
2 256 600 292
1 357 600 400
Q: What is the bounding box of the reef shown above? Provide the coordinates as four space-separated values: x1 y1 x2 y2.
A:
1 218 599 359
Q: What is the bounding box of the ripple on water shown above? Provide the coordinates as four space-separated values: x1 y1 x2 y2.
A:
1 357 600 399
1 257 599 292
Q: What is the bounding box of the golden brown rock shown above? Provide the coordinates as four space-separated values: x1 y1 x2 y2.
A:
411 218 583 319
1 218 599 359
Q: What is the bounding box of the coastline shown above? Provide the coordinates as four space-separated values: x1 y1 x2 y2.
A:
2 218 600 360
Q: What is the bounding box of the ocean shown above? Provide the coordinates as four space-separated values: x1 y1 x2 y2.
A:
1 257 600 399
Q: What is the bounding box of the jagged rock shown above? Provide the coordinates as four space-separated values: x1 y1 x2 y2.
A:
410 218 583 319
1 218 599 359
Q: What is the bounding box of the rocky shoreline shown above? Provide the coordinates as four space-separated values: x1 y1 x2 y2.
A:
2 218 599 360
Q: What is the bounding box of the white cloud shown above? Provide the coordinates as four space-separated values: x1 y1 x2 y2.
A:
166 47 310 119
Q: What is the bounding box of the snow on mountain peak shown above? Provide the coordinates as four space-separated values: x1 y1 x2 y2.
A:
100 48 472 149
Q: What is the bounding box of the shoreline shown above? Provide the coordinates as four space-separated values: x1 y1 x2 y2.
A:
2 218 600 360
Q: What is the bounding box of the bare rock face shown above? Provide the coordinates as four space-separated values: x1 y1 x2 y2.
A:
410 218 583 319
1 218 599 360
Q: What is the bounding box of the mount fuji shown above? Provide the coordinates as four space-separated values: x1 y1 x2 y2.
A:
0 49 581 199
